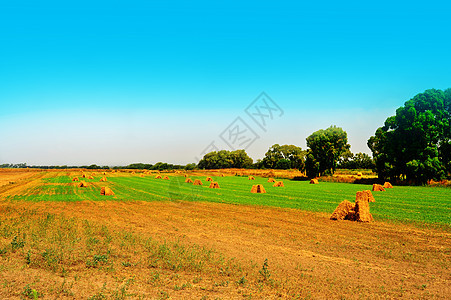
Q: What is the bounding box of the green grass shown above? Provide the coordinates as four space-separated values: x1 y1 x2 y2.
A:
8 174 451 226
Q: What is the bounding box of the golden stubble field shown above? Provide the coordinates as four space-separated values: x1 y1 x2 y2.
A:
0 169 450 299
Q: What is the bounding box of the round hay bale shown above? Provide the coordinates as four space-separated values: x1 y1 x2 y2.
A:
251 184 266 193
267 178 275 183
310 179 319 184
248 176 255 180
100 186 114 196
185 178 193 183
193 179 203 186
72 177 79 182
209 182 220 189
372 184 386 192
330 200 355 220
383 182 393 188
273 181 284 187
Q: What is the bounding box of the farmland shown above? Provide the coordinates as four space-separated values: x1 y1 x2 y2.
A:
0 169 450 299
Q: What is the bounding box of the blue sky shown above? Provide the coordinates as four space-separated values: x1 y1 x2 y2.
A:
1 1 450 165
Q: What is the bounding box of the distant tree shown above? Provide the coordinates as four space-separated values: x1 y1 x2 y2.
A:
368 89 450 183
197 150 253 169
127 163 153 169
229 150 253 168
262 144 306 170
338 152 375 169
275 158 291 169
184 163 196 170
305 126 350 177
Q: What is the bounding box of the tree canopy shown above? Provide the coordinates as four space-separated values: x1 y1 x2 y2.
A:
197 149 253 169
338 151 375 169
305 125 350 177
261 144 306 170
368 88 450 183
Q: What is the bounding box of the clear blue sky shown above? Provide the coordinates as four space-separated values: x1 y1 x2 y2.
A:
1 1 450 165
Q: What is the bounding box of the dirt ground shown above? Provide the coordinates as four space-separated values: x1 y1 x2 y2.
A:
0 170 450 299
2 199 448 299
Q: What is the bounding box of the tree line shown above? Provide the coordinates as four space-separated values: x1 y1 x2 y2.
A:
2 88 449 184
199 88 450 184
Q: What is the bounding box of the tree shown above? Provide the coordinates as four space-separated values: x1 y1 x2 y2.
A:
262 144 306 170
368 89 450 183
229 150 253 168
305 126 350 177
197 149 253 169
338 152 375 169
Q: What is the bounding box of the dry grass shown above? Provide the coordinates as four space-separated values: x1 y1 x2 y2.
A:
0 169 450 299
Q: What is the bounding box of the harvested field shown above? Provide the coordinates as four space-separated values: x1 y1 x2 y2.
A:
0 170 450 299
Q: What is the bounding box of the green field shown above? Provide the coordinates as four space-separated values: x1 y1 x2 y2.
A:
9 173 451 226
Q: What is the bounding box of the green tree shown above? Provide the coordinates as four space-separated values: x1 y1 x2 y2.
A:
305 126 350 177
368 88 450 183
197 150 253 169
262 144 306 170
338 152 375 169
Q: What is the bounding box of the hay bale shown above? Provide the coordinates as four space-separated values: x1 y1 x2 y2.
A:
72 177 79 182
155 175 162 179
185 178 193 183
88 175 94 179
273 181 284 187
220 174 225 177
383 182 393 188
78 181 88 187
344 210 358 221
103 172 106 175
163 176 169 180
355 197 374 222
251 184 266 193
209 182 220 189
82 174 86 178
100 186 114 196
248 176 255 180
372 184 386 192
357 172 362 176
356 190 375 203
206 177 213 182
310 179 319 184
100 177 107 182
330 200 355 220
193 179 203 186
184 174 188 177
140 174 145 177
267 178 275 183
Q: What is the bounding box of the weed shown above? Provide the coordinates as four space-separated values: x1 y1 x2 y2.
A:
22 284 40 299
11 234 25 251
259 258 271 281
158 290 169 299
237 276 247 286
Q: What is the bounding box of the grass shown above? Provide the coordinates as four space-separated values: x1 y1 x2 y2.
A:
0 206 287 298
6 172 451 226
